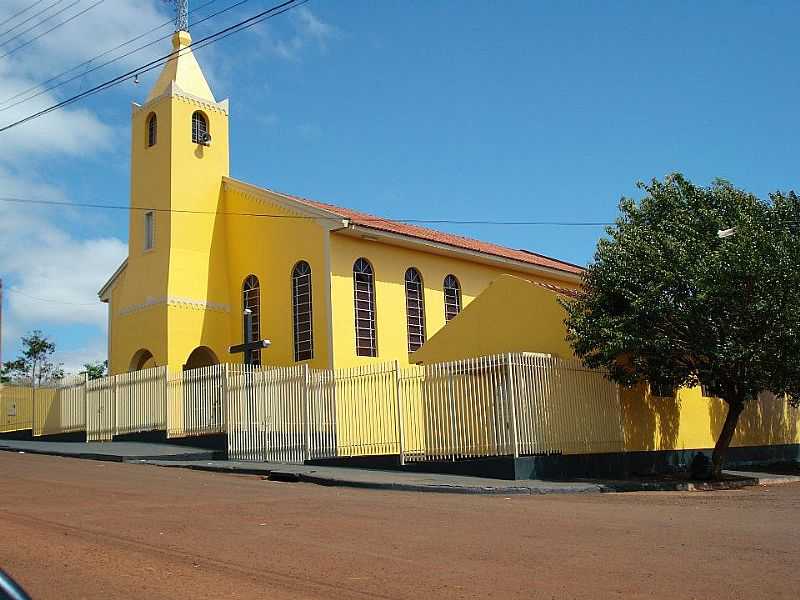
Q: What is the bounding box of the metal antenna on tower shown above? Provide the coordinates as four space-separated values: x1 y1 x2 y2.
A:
168 0 189 33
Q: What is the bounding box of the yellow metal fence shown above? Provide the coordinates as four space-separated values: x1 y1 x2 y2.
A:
17 354 787 466
0 384 33 433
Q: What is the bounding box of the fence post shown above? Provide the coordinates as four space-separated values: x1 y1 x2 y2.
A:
394 360 406 466
505 353 519 458
83 372 89 434
222 363 230 435
447 367 457 461
31 380 36 438
113 373 118 440
303 363 311 462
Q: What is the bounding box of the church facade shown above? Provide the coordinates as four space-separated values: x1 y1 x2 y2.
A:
99 29 582 375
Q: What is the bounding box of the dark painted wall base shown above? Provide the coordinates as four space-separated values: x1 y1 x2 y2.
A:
0 429 33 441
33 431 87 443
309 443 800 480
112 430 228 456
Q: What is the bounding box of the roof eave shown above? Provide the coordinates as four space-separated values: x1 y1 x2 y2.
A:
222 176 350 231
98 259 128 302
342 224 583 283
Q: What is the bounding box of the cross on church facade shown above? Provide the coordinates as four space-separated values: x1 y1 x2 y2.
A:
229 309 271 365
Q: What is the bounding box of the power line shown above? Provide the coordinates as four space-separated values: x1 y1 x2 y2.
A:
0 0 308 134
0 0 78 49
0 1 46 31
0 0 222 110
0 0 62 42
4 287 100 306
0 197 613 226
0 0 106 60
0 0 265 115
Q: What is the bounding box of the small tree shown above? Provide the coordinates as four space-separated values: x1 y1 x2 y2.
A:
563 174 800 478
82 360 108 380
1 330 64 385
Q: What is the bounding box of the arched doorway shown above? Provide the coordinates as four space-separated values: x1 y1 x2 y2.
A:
184 346 219 371
129 349 156 372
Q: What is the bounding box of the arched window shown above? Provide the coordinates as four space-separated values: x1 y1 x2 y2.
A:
242 275 261 365
353 258 377 357
443 274 462 321
192 111 208 144
405 268 426 352
292 261 314 361
147 113 157 147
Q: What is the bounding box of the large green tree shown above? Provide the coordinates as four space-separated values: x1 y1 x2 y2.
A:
1 330 64 385
563 174 800 478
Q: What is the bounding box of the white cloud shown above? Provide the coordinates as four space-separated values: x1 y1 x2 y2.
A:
0 1 170 163
53 336 109 375
0 2 163 359
253 6 337 62
0 169 126 329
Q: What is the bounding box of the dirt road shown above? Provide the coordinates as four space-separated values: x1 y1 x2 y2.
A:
1 452 798 599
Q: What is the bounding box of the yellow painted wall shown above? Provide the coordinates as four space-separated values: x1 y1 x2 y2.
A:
0 385 33 433
328 234 577 369
410 275 574 364
221 185 332 369
620 385 800 453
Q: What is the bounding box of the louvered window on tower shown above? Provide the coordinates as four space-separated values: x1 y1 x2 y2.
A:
147 113 157 147
192 111 209 144
242 275 262 365
292 261 314 362
405 268 426 352
353 258 377 357
443 274 462 321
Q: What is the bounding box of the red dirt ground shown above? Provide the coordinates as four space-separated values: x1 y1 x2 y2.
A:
1 452 798 599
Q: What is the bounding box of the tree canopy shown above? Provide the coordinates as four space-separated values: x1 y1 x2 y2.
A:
82 360 108 380
562 174 800 477
1 330 64 385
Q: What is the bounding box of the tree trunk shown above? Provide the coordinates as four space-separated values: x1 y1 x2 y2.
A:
710 400 745 479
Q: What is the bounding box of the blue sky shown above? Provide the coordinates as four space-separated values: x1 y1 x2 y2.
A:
1 0 799 371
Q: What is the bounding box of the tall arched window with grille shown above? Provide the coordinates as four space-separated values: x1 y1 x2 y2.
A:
192 110 208 144
147 113 157 147
353 258 377 357
292 261 314 361
242 275 262 365
405 268 426 352
443 274 462 321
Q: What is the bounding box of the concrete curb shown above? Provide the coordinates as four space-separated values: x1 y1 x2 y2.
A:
3 443 788 495
282 471 607 495
139 460 756 495
138 461 608 494
0 443 219 464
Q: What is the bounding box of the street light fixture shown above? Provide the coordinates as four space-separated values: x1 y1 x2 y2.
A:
717 227 736 239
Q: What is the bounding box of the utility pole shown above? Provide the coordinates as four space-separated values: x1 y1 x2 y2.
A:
0 277 3 368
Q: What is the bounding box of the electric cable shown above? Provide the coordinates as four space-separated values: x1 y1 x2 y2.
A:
0 0 106 60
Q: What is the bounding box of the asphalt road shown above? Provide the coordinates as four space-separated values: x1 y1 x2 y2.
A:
1 452 798 599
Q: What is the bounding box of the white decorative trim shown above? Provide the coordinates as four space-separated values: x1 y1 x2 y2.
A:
132 83 229 116
119 295 230 316
222 177 349 232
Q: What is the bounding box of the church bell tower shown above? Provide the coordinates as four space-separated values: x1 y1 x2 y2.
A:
118 0 232 371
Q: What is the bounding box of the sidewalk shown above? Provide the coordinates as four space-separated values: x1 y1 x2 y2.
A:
0 439 219 462
3 439 798 494
138 458 609 494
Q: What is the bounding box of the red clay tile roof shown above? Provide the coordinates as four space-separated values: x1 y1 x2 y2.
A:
273 190 584 276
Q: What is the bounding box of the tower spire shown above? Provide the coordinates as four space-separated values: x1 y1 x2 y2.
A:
174 0 188 33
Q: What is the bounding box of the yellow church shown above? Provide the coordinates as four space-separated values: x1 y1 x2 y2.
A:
98 27 583 376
